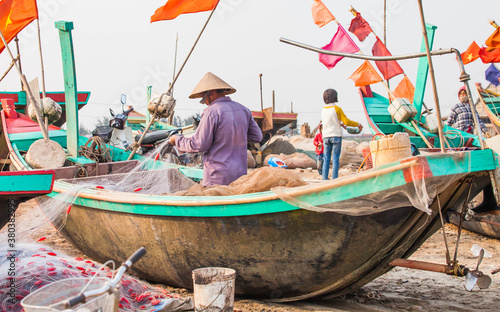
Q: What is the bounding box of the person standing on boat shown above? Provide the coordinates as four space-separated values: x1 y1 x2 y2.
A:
168 72 263 186
445 86 489 137
313 123 324 175
321 89 363 180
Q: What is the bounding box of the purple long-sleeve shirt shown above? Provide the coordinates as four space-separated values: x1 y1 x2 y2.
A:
175 96 263 186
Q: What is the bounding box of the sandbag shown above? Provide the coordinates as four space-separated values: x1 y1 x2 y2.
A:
28 97 62 125
264 152 317 169
148 93 176 118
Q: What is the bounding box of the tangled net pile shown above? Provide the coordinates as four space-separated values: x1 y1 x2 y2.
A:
0 244 193 312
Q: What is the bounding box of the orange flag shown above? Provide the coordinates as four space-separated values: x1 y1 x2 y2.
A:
392 76 415 103
0 0 38 53
311 0 335 28
461 41 480 65
151 0 219 22
348 61 383 87
485 27 500 52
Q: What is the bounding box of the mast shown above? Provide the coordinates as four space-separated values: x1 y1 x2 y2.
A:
128 3 220 160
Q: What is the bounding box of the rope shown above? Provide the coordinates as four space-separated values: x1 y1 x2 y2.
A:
80 136 111 163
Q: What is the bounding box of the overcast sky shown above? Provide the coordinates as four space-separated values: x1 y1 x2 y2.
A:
0 0 499 133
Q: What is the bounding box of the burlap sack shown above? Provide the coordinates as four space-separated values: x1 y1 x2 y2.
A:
173 167 307 196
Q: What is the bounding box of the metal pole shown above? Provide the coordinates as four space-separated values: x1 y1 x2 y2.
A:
128 3 219 160
280 37 455 61
259 73 263 111
453 49 485 149
0 30 48 140
416 0 445 152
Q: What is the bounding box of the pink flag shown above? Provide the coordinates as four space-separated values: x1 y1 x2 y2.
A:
319 25 360 69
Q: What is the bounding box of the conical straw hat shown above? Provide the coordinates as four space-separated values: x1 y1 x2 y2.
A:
189 72 236 99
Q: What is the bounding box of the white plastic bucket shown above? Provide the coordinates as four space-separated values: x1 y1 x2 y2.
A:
192 267 236 312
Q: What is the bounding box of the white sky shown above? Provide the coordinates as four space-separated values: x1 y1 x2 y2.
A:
0 0 499 132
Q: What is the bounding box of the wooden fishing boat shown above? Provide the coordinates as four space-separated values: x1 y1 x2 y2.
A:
2 105 498 300
359 85 480 148
0 170 55 229
477 84 500 136
0 91 90 127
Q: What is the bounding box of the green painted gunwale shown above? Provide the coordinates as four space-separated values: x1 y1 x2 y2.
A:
46 149 496 217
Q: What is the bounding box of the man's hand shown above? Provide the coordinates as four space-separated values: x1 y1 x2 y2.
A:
169 135 177 145
358 124 363 131
483 132 491 139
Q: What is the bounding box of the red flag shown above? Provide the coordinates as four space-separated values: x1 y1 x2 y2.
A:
371 38 404 80
311 0 335 28
485 27 500 52
0 0 38 53
348 12 372 42
461 41 480 65
479 47 500 63
392 76 415 103
319 25 360 69
151 0 219 22
348 61 383 87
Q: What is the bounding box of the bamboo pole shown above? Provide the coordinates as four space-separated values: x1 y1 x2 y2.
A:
259 73 264 111
0 30 48 140
36 19 46 99
128 3 219 160
0 55 20 83
348 6 431 148
416 0 446 152
14 36 22 90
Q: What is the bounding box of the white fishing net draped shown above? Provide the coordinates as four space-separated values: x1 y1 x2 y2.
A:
271 157 470 216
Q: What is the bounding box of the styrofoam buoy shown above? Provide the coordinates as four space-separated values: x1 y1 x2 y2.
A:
25 139 66 169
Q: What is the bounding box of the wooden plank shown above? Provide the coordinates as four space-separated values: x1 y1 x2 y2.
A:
55 21 79 157
413 24 437 120
262 107 273 132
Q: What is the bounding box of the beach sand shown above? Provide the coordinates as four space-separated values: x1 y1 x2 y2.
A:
4 198 498 312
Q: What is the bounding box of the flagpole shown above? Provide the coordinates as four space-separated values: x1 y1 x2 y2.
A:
0 30 49 140
128 2 220 160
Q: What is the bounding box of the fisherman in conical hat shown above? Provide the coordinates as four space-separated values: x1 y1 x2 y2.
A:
169 72 263 186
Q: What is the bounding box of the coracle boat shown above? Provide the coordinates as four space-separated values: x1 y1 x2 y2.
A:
5 118 499 301
1 102 497 301
2 20 500 302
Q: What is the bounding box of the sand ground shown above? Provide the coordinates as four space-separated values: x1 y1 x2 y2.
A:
2 198 498 312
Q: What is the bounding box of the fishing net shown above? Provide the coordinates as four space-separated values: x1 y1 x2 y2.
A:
0 244 193 312
272 158 469 216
